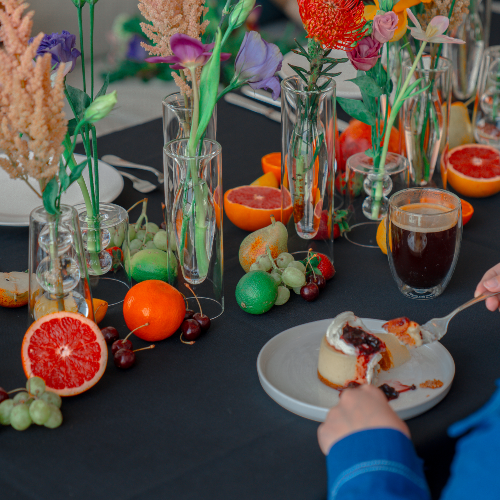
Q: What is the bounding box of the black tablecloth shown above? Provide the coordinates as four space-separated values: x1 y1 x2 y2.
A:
1 96 500 500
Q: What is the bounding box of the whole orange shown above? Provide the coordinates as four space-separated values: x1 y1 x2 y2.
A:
123 280 185 341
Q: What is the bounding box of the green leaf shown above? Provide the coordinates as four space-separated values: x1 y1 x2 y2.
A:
95 73 110 99
67 118 78 137
347 75 383 98
69 159 89 185
337 97 375 126
364 148 374 158
42 177 59 215
66 85 91 120
59 159 70 192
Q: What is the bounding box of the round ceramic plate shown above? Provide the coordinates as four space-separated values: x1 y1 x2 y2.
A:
257 318 455 421
0 154 124 226
279 49 362 99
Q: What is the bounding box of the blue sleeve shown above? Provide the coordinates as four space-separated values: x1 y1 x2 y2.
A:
326 428 430 500
440 380 500 500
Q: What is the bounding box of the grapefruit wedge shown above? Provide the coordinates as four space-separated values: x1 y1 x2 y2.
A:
22 312 107 396
446 144 500 198
224 186 293 231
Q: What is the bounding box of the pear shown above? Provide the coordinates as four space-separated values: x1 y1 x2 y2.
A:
239 216 288 273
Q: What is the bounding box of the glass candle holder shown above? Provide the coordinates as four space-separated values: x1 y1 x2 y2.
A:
28 205 93 323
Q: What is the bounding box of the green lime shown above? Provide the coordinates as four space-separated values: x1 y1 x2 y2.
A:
235 271 278 315
130 249 178 284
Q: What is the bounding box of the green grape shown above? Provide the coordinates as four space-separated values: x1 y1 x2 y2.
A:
144 240 157 249
275 286 290 306
13 392 30 404
292 286 302 294
26 376 45 397
153 230 168 251
287 261 306 273
29 399 51 425
282 267 306 288
10 404 32 431
249 262 265 272
44 404 63 429
255 255 273 272
129 238 143 251
0 399 14 425
41 391 62 409
136 229 153 243
270 270 282 285
276 252 294 268
128 226 136 241
129 248 139 258
113 225 125 247
144 222 159 234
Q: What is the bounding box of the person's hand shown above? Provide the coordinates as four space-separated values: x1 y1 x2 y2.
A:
474 263 500 312
317 384 410 455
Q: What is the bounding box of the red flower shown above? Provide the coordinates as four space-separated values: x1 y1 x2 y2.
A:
298 0 368 50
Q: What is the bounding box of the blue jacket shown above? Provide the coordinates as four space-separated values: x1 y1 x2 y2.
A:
326 380 500 500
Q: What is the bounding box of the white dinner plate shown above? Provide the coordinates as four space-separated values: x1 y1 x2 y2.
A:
279 49 362 99
257 318 455 421
0 154 124 226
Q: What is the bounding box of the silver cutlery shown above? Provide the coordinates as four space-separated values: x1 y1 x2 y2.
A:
422 290 500 342
118 171 157 193
224 93 282 123
102 155 164 183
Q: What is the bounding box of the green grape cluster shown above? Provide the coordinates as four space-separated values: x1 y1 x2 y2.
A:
0 377 63 431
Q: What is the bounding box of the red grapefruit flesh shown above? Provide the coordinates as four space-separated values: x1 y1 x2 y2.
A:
224 185 293 232
22 312 107 396
446 144 500 198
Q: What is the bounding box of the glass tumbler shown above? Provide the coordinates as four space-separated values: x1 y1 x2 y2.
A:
387 188 462 299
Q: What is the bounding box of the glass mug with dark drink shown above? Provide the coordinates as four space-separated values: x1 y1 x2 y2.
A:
387 188 462 299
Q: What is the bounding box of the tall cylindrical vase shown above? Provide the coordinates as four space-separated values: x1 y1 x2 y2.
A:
162 92 217 144
28 205 93 323
164 139 223 319
400 56 452 186
280 76 336 265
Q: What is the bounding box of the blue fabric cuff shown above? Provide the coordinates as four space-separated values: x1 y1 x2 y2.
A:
326 428 430 500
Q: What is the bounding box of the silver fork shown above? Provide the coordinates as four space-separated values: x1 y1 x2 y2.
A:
102 154 164 183
118 171 157 193
421 291 500 342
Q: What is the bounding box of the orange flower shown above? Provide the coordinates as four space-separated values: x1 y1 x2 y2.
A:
364 0 432 42
298 0 368 50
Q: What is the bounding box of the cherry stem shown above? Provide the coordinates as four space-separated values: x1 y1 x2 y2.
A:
180 291 189 310
125 322 149 340
180 333 195 345
133 345 155 352
7 388 26 394
184 283 202 316
305 248 317 276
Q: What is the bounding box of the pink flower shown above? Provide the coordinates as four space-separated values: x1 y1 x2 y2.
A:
406 9 466 44
346 37 381 71
372 12 399 44
145 34 230 70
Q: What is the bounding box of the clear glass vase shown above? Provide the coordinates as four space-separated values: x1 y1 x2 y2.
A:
444 0 484 101
162 92 217 144
28 205 93 323
163 139 223 319
400 56 452 186
344 152 409 248
280 76 336 263
76 203 131 307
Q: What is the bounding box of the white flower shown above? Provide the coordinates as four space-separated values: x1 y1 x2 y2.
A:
406 9 465 44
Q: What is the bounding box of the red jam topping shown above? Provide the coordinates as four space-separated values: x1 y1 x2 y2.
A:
341 325 383 355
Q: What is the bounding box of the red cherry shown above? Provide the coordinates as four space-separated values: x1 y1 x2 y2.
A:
114 349 136 369
181 319 201 341
300 283 319 301
101 326 120 344
184 309 195 320
316 254 335 280
193 312 211 332
0 387 9 404
112 339 133 355
307 273 326 289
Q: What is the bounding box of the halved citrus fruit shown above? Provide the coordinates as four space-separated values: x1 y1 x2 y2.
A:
251 171 279 189
261 153 281 185
224 186 293 232
461 199 474 225
446 144 500 198
22 312 107 396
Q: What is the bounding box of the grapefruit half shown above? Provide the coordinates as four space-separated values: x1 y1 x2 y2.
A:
22 312 107 396
224 186 293 232
446 144 500 198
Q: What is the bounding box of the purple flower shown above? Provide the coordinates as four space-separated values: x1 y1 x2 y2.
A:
372 12 399 44
126 35 149 63
346 37 381 72
31 31 81 76
233 31 283 100
145 34 230 70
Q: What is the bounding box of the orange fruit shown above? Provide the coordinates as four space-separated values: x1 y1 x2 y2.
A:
86 298 108 324
447 144 500 198
461 199 474 225
224 185 293 232
251 171 279 189
261 153 281 185
376 217 392 255
123 280 185 342
0 271 29 308
21 312 107 396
